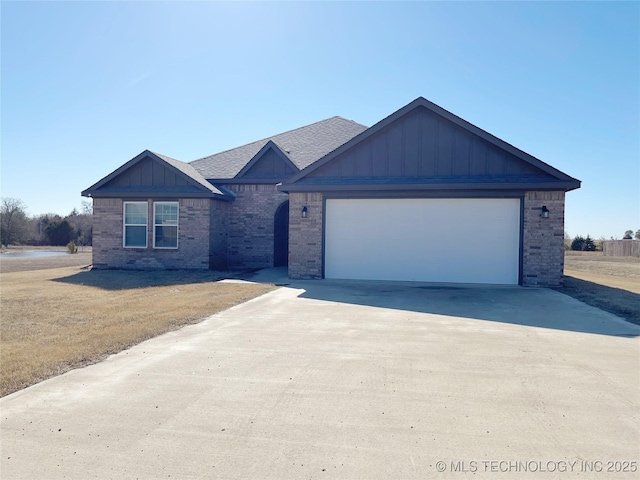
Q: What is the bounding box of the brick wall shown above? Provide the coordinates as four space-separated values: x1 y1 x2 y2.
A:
288 192 323 279
92 198 210 270
93 189 567 283
209 199 229 270
92 198 122 269
522 191 566 287
225 184 289 269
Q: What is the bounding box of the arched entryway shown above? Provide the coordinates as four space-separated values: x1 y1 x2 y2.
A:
273 200 289 267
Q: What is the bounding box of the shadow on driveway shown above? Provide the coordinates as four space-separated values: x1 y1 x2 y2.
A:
55 266 640 338
242 267 640 339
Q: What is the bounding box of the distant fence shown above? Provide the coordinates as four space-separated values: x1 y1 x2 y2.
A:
602 240 640 257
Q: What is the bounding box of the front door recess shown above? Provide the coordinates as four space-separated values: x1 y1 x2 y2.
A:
273 201 289 267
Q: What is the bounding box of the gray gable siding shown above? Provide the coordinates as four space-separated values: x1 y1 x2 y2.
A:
108 157 191 188
82 151 229 199
240 147 297 180
281 97 580 193
306 107 544 181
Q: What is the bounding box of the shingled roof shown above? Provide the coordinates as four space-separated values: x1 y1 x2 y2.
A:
150 151 226 195
189 116 368 180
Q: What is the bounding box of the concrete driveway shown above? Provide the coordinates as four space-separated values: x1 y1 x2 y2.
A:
2 272 639 479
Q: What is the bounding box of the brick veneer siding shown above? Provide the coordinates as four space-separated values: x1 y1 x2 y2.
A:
209 199 229 270
522 191 566 287
92 198 210 270
225 184 289 269
288 192 323 279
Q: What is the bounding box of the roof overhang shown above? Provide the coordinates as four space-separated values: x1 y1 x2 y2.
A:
280 179 580 193
280 97 581 193
82 188 235 201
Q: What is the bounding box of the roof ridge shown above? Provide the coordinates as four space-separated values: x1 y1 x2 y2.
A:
149 150 183 163
190 116 366 164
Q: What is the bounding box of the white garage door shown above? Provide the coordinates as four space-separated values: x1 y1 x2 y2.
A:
325 198 521 284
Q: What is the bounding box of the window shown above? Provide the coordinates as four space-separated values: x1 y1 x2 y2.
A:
123 202 148 248
154 202 179 249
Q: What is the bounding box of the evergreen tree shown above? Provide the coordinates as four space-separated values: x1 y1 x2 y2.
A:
583 235 596 251
45 220 75 246
571 235 585 251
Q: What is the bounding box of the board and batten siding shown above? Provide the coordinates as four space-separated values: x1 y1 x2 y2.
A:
307 107 543 180
240 148 296 180
99 156 206 197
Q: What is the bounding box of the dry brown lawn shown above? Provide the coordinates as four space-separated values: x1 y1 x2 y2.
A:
564 250 640 283
0 247 93 273
0 264 275 397
557 251 640 325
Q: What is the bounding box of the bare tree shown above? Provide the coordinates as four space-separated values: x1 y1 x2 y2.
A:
81 200 93 216
0 198 29 247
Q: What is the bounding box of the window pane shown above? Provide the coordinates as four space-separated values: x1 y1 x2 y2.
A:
125 203 147 224
155 226 177 248
125 226 147 247
155 203 178 224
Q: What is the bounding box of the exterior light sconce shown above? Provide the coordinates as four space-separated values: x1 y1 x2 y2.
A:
540 206 549 219
301 206 308 218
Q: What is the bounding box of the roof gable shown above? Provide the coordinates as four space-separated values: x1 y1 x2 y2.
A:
281 97 580 192
235 140 298 180
189 117 368 180
82 150 230 199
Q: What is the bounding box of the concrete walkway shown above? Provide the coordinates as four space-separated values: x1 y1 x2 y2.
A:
1 273 639 479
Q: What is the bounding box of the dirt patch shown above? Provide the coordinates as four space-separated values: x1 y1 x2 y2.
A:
555 252 640 325
0 266 275 397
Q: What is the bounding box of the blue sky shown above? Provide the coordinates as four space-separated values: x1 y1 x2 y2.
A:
2 1 638 239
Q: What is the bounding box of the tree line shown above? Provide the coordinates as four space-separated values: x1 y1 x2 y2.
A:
566 229 640 252
0 198 92 248
623 229 640 240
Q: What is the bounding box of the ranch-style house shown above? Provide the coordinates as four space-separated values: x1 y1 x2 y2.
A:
82 97 581 286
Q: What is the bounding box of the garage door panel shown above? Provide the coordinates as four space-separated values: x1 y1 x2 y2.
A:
325 198 520 284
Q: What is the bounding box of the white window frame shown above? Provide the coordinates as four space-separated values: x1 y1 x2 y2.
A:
123 201 148 248
153 202 179 249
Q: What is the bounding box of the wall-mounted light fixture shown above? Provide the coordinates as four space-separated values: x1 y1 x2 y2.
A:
540 206 549 219
301 206 308 219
